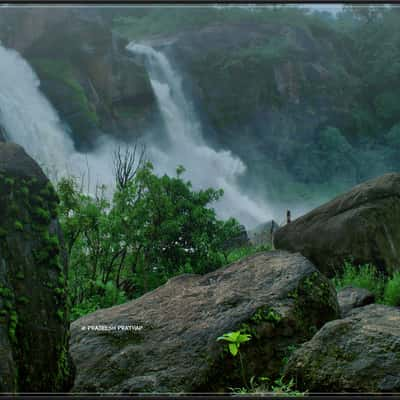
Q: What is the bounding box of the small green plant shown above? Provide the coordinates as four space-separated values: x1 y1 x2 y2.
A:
14 221 23 232
56 309 64 321
270 376 305 396
217 330 251 387
265 309 281 324
217 330 252 357
230 375 305 396
282 344 298 366
250 306 282 329
383 271 400 306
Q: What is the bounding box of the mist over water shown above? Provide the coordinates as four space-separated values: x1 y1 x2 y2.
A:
127 43 272 229
0 44 119 192
0 42 272 228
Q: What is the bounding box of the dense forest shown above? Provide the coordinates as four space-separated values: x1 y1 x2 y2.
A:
110 5 400 210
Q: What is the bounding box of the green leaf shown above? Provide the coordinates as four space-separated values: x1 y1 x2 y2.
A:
228 343 238 356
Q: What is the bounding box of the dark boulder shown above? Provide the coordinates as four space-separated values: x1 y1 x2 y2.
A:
70 250 339 393
275 173 400 277
0 143 74 392
337 286 375 317
284 304 400 393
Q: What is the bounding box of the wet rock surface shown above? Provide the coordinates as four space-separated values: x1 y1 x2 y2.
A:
0 143 74 392
337 286 375 317
70 250 339 393
284 304 400 393
275 173 400 277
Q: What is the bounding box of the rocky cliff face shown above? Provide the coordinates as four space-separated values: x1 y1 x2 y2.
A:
158 22 357 188
0 8 159 150
0 143 74 392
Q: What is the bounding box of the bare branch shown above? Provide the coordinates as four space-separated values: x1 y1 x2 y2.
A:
113 142 146 189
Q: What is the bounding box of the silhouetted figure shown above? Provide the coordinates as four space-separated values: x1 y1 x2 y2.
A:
287 209 291 224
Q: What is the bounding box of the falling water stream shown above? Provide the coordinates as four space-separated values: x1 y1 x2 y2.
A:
127 43 271 228
0 42 271 228
0 44 119 190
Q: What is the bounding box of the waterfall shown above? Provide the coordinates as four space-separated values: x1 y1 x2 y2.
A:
0 44 117 190
0 41 272 228
127 43 271 229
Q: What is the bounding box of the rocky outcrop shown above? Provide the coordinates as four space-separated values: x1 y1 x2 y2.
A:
284 304 400 392
275 173 400 277
0 143 74 392
70 251 339 393
0 8 157 150
248 220 280 247
337 286 375 317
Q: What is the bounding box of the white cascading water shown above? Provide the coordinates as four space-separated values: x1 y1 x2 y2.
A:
0 42 271 228
127 43 271 228
0 44 118 190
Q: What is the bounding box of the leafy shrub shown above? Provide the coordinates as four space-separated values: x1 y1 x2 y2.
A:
70 281 127 321
383 271 400 307
58 161 243 320
332 261 385 301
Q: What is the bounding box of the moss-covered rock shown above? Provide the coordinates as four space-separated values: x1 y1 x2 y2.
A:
284 304 400 392
0 142 74 392
70 250 339 393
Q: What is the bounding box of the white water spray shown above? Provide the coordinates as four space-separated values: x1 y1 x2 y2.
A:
0 44 118 191
127 43 271 228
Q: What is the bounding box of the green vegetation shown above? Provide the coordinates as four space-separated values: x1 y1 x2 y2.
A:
112 5 400 211
14 221 23 232
225 244 271 264
112 6 333 41
30 58 98 126
332 261 385 301
332 261 400 307
217 329 305 395
217 330 251 387
57 151 253 320
217 330 252 357
383 271 400 307
230 375 305 396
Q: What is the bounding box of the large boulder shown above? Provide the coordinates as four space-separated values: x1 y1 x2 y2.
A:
275 173 400 277
70 250 339 393
284 304 400 393
0 143 74 392
337 286 375 317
